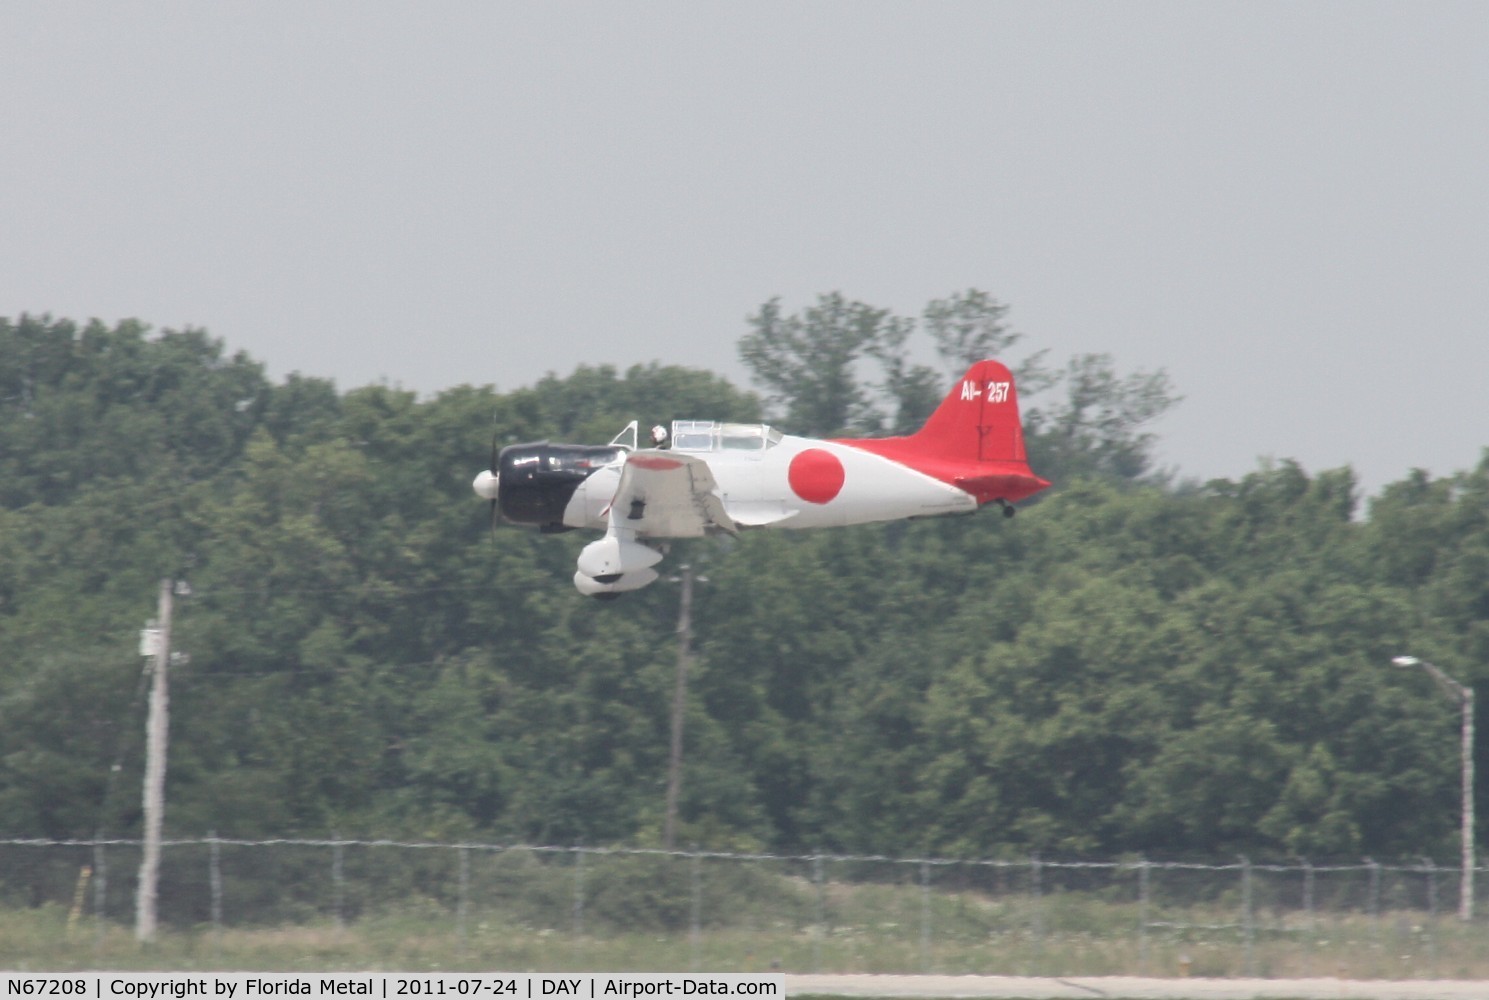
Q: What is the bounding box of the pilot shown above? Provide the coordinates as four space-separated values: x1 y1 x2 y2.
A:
650 424 669 449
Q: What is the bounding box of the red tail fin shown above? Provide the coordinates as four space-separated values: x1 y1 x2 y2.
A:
836 360 1050 506
911 359 1029 463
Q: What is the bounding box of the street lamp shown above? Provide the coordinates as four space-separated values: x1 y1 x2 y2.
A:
1394 655 1475 921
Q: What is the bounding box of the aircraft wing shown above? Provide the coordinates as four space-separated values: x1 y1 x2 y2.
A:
608 450 738 538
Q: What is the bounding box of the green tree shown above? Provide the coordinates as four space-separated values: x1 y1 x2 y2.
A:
924 289 1020 372
738 294 899 436
0 315 266 507
737 292 1179 483
6 312 1489 869
1025 353 1180 482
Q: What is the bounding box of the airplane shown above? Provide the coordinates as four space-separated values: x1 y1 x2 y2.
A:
472 359 1050 598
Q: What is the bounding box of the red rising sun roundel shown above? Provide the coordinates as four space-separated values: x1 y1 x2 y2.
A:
788 448 845 504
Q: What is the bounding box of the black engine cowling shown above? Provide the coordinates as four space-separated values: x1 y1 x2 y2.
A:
497 442 622 530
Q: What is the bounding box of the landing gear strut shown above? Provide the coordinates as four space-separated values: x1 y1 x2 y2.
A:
997 499 1017 519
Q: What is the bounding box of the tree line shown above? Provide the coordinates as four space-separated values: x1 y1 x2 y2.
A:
1 302 1485 864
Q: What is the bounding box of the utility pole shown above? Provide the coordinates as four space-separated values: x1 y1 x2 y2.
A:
136 578 173 943
663 564 694 851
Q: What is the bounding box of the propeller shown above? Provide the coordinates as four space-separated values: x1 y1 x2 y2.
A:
472 430 502 540
487 431 499 535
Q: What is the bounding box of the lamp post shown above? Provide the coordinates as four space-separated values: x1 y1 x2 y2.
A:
1394 655 1475 921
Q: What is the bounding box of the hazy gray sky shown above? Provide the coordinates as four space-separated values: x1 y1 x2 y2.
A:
4 2 1486 498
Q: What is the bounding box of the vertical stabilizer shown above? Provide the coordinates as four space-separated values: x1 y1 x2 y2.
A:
909 359 1028 463
835 359 1049 507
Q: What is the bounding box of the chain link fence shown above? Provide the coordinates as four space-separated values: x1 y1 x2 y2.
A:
2 838 1483 977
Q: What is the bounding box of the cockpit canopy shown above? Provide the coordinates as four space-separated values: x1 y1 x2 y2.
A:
670 421 783 454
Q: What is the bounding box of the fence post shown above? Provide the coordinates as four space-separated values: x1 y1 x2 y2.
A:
1367 856 1381 952
1029 855 1043 975
1240 855 1255 977
1138 858 1150 975
920 859 931 974
572 846 586 952
812 853 825 973
1300 857 1315 971
209 831 223 945
458 844 471 959
1423 857 1438 977
332 837 345 930
690 846 702 972
93 841 108 952
1301 858 1314 932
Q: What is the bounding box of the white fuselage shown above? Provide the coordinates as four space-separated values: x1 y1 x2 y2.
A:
561 432 976 534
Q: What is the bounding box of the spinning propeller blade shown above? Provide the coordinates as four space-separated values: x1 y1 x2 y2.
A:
488 431 500 537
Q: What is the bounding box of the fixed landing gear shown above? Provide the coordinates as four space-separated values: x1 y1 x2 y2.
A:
996 499 1017 519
